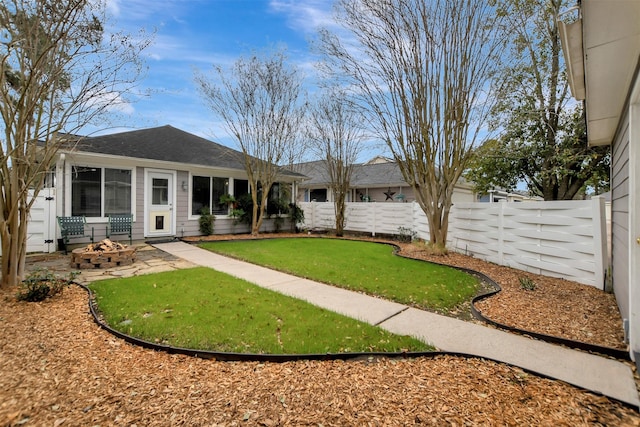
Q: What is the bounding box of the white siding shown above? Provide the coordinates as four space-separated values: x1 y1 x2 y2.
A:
611 111 630 324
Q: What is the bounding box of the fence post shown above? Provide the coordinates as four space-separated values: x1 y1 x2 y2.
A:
498 200 505 265
592 196 608 290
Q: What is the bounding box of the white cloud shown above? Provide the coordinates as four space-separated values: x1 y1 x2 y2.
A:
105 0 121 17
269 0 337 33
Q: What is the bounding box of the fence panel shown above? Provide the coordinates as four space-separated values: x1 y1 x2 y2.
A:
299 198 607 289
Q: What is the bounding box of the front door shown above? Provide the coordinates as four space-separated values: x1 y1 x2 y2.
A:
146 170 175 237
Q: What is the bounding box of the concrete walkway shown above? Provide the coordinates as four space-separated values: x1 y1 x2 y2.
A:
154 241 639 408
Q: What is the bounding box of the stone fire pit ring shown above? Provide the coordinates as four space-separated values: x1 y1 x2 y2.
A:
70 239 137 269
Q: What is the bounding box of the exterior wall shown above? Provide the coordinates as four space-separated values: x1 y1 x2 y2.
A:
354 185 414 203
611 108 630 327
134 166 145 239
300 199 608 288
299 184 474 204
628 76 640 361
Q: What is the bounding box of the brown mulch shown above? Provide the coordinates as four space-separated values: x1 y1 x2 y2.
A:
396 242 626 350
1 232 636 425
1 285 638 426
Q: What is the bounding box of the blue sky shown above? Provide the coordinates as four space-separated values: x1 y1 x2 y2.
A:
97 0 337 151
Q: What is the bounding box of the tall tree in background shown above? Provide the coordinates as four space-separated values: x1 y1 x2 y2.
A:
464 0 609 200
319 0 508 249
0 0 149 289
195 49 306 236
308 88 367 236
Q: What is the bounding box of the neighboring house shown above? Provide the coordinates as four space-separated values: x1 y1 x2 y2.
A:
477 189 543 203
560 1 640 363
294 158 476 204
52 125 303 243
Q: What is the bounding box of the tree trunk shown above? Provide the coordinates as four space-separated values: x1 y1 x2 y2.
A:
251 194 260 236
334 190 346 237
1 194 30 289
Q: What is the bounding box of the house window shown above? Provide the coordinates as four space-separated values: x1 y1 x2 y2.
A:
191 176 210 215
235 179 249 198
191 176 230 215
72 166 132 217
105 169 132 215
72 167 101 216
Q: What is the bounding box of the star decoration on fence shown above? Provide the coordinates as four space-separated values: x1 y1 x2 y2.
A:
384 188 396 200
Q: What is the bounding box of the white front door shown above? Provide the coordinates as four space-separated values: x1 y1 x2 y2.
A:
146 170 175 237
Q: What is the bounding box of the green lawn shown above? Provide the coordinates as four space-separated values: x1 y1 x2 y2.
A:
89 267 432 354
199 238 479 312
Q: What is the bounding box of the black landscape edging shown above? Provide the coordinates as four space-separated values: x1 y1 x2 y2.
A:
389 243 631 361
76 282 637 410
186 236 630 360
77 282 438 362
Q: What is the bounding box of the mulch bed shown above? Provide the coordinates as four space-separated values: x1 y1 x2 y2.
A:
1 286 638 425
1 232 637 425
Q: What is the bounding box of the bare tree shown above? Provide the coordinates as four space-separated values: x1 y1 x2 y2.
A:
0 0 149 289
195 49 306 236
308 88 367 236
319 0 508 249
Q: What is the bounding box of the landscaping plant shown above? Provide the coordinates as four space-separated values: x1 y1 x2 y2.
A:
17 268 78 302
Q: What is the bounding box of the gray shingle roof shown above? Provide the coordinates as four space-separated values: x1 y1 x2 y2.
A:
73 125 246 170
67 125 304 177
294 160 407 187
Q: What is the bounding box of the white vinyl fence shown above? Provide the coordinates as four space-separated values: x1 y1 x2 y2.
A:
299 197 608 289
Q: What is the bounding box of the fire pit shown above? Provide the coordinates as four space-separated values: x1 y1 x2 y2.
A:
70 239 137 269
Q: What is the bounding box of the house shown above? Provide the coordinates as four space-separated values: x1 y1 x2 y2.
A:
52 125 303 243
294 158 476 204
559 0 640 363
477 189 543 203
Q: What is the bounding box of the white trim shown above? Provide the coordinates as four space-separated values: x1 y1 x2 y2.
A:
62 162 136 223
144 168 177 237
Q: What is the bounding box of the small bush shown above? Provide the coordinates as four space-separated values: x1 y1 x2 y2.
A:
397 226 417 243
519 276 537 291
289 203 305 232
17 268 77 302
198 206 215 235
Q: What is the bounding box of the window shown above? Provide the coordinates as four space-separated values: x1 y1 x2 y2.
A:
105 169 132 215
72 166 132 217
191 176 229 215
152 178 168 205
191 176 210 215
234 179 249 198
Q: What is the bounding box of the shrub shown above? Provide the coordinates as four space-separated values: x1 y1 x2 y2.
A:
289 203 305 232
519 276 537 291
198 206 215 235
17 268 77 302
397 226 417 243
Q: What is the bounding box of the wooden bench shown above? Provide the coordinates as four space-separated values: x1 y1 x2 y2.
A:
57 216 94 254
107 214 133 245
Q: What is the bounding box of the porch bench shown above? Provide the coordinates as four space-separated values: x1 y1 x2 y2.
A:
57 216 94 254
107 214 133 245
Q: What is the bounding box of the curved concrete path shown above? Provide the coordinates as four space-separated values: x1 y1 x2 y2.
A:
154 241 639 408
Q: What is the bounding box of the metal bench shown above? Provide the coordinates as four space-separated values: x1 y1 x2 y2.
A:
57 216 94 254
107 214 133 245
